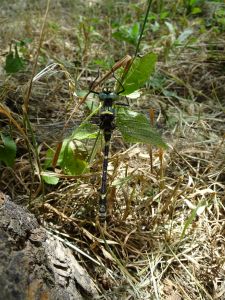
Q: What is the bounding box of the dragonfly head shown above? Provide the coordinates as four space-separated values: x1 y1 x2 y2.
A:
99 89 118 102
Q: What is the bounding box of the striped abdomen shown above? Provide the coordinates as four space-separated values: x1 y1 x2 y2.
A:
99 109 115 220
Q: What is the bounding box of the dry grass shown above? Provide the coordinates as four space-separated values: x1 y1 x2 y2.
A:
0 1 225 299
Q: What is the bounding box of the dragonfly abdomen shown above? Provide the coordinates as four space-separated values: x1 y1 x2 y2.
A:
99 137 111 220
99 106 115 220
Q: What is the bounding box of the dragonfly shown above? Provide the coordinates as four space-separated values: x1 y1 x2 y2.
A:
74 76 167 221
37 57 167 221
88 81 127 220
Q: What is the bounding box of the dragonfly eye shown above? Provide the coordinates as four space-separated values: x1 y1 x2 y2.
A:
98 92 108 100
109 92 118 100
99 91 118 101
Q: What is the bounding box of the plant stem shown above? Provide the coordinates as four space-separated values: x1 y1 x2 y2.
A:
135 0 153 57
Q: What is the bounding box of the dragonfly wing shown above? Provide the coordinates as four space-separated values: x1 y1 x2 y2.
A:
71 122 99 140
116 108 167 149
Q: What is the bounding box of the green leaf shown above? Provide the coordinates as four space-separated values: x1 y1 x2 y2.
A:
42 173 59 185
92 59 112 69
116 108 167 149
121 52 157 95
44 148 55 169
112 23 140 45
16 38 33 47
4 45 24 74
71 122 99 140
61 140 89 175
191 7 202 14
0 134 16 167
160 11 169 20
130 22 140 42
189 0 197 6
85 98 99 112
43 138 89 176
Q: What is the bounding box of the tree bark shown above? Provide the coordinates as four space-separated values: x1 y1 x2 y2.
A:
0 192 98 300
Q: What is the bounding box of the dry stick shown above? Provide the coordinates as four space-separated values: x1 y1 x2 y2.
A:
23 0 51 112
0 105 27 139
158 148 165 190
148 108 155 173
122 186 135 221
